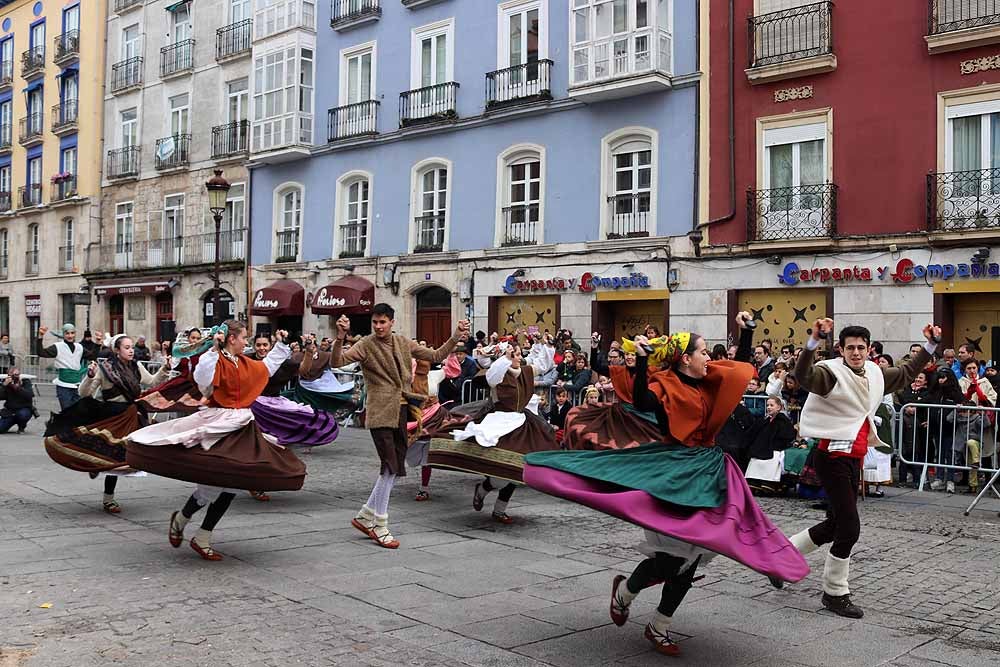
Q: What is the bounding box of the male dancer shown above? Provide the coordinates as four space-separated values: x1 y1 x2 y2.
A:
332 304 468 548
38 323 102 409
790 318 938 618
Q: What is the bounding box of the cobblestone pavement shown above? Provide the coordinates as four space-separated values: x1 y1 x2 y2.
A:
2 399 1000 666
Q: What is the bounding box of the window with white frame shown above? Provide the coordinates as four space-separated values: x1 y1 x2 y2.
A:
115 202 134 268
121 108 137 147
252 46 314 152
496 0 548 101
26 223 39 275
334 42 376 137
61 218 73 269
570 0 672 86
758 121 828 238
337 173 370 258
412 162 448 252
411 20 454 90
254 0 315 40
498 145 543 246
170 94 190 136
0 164 10 196
121 23 140 61
275 185 302 261
156 194 185 266
0 228 7 273
0 100 10 145
940 99 1000 228
603 129 655 238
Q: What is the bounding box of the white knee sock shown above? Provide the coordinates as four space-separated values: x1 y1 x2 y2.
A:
193 528 212 548
650 611 672 634
493 499 509 515
367 472 396 516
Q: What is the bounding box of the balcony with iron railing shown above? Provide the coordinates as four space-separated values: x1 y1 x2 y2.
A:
606 193 651 239
413 213 445 253
486 60 552 109
926 168 1000 231
106 146 141 180
328 100 379 141
747 1 835 83
0 59 12 90
111 57 143 93
54 29 80 65
500 204 540 247
746 183 838 242
927 0 1000 52
19 184 42 208
274 229 300 263
24 249 38 276
212 121 250 159
0 124 11 155
331 0 381 30
58 246 74 273
217 19 252 60
0 191 11 213
155 134 192 170
51 175 77 203
21 45 44 78
161 39 194 78
400 82 459 127
89 229 246 273
338 224 367 258
114 0 143 13
52 99 78 135
18 114 43 147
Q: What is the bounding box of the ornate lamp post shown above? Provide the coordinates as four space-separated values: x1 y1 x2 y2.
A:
205 169 231 326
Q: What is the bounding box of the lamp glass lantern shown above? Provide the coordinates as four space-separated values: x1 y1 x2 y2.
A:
205 169 231 216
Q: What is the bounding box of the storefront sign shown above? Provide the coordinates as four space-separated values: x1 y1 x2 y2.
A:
253 291 279 309
94 281 172 297
25 295 40 317
779 258 1000 286
502 272 651 295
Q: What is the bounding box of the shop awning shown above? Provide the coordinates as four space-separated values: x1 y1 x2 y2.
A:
252 279 304 316
311 276 375 316
94 279 173 297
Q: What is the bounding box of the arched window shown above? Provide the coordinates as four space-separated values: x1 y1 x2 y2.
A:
26 223 39 275
61 218 74 272
601 127 657 239
335 171 372 259
410 159 451 253
496 144 545 247
274 184 302 262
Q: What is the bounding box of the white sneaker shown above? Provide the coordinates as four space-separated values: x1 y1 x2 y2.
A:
930 480 945 491
946 481 955 494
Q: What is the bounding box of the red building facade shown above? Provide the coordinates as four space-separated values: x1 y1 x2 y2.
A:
694 0 1000 361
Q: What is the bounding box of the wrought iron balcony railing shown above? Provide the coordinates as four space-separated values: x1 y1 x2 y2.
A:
413 213 445 252
155 134 192 170
926 168 1000 231
111 57 143 93
52 176 77 202
0 124 11 153
339 224 367 258
486 60 553 109
89 230 246 273
107 146 141 180
606 193 651 239
274 229 300 263
212 120 250 159
748 1 833 68
331 0 381 28
399 82 459 127
58 245 74 273
52 99 78 134
18 114 43 146
328 100 379 141
0 59 10 88
24 249 39 276
54 29 80 64
21 45 44 78
0 191 11 213
19 184 42 208
500 204 540 247
746 183 838 241
161 39 195 77
217 19 252 60
928 0 1000 35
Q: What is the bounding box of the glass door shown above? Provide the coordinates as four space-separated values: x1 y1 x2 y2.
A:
115 203 134 269
503 5 540 96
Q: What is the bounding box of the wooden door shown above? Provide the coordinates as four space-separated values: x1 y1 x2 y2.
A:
417 309 450 348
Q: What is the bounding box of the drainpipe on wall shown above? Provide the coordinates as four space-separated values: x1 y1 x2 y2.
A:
245 166 254 330
690 0 736 256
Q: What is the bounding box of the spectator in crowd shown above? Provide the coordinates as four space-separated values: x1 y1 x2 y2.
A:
938 348 956 375
753 345 775 385
954 344 985 378
959 358 997 408
150 341 165 365
900 343 924 367
761 339 774 357
985 365 1000 394
0 367 34 433
869 341 884 360
897 371 932 487
745 377 766 417
877 355 896 405
779 374 809 426
764 360 789 396
778 344 794 366
549 386 571 439
133 336 151 362
929 370 969 492
0 334 11 373
567 354 596 397
583 385 601 407
643 324 661 338
947 402 987 494
555 350 577 386
710 344 727 361
727 345 738 360
439 342 480 404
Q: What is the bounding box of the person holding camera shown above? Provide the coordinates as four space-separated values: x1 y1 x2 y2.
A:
0 368 34 434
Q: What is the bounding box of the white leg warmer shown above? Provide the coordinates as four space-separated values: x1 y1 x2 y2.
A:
790 529 820 555
822 552 851 597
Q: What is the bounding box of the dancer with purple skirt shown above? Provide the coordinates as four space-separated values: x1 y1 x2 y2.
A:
523 312 809 657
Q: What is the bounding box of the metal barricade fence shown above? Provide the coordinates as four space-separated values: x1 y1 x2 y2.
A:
896 402 1000 507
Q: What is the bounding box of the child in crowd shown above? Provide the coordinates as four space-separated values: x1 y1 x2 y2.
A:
549 386 571 443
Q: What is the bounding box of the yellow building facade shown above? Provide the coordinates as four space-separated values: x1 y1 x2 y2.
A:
0 0 106 356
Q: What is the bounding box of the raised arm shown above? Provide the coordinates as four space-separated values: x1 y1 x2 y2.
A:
79 362 101 398
332 316 369 367
631 353 660 413
261 341 291 377
590 347 610 376
139 359 171 388
794 319 837 396
193 349 220 397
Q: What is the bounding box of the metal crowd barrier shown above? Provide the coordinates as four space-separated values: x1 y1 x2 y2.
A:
895 402 1000 513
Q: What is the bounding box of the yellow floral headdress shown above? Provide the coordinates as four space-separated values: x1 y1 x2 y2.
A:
621 332 692 367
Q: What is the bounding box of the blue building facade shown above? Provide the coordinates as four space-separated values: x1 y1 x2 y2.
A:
249 0 699 343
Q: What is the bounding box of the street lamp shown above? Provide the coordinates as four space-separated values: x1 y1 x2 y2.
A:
205 169 231 326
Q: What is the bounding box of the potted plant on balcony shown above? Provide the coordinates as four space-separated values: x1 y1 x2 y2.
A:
50 171 72 185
